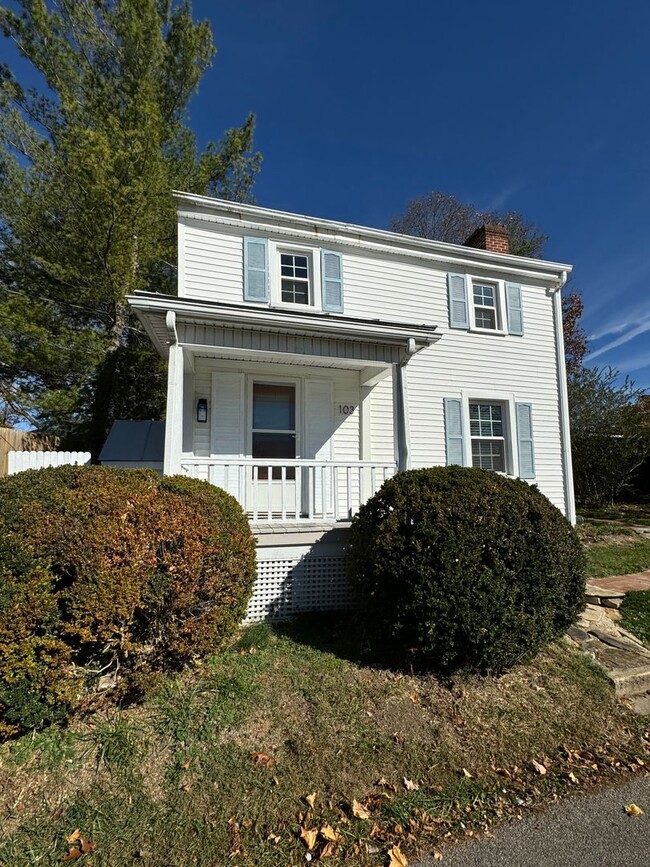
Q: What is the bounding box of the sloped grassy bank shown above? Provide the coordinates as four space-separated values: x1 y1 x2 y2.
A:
0 618 647 866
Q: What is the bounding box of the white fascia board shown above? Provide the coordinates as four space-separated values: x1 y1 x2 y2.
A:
173 191 572 284
127 293 438 347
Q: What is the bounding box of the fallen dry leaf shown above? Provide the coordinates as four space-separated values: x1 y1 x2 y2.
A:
532 760 547 776
62 849 82 862
568 772 578 784
624 803 645 816
387 844 408 866
79 839 94 854
250 752 274 769
300 827 318 850
304 792 316 809
320 825 339 842
321 842 337 858
462 768 472 779
377 777 398 792
403 777 419 791
66 831 81 844
352 799 371 820
433 849 443 861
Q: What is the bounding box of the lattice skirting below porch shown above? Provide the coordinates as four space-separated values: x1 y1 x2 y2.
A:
243 542 352 623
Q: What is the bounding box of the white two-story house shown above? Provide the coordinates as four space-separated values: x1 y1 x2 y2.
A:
128 193 574 622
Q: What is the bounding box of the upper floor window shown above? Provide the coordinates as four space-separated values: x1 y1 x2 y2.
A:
447 273 524 336
280 252 311 305
243 236 344 313
472 281 499 330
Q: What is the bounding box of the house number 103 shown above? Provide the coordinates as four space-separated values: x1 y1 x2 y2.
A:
338 404 355 415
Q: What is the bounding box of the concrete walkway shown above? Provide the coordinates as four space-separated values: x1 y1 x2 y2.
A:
418 777 650 867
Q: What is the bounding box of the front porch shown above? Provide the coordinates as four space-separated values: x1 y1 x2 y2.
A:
129 292 438 525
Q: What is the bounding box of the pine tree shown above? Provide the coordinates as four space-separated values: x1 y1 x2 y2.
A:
0 0 260 452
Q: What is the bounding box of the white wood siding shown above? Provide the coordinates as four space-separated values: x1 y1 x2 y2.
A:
181 219 245 304
186 358 361 464
179 222 566 514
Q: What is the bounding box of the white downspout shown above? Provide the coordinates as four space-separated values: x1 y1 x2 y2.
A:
551 272 576 524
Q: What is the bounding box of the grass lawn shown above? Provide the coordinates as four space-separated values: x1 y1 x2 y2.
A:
621 590 650 647
0 618 647 866
577 521 650 579
579 502 650 527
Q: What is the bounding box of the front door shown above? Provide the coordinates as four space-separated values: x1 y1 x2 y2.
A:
251 382 297 517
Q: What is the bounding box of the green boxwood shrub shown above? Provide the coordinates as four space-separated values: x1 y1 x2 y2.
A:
349 466 586 674
0 466 256 737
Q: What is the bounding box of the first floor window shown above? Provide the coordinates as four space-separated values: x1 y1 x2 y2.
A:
280 252 310 304
469 402 505 471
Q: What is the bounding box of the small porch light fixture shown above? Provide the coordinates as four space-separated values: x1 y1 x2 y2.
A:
196 398 208 423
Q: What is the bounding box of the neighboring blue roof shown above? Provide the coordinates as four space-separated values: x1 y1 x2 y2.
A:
99 420 165 463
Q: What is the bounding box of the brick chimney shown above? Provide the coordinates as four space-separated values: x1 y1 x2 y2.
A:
463 223 510 254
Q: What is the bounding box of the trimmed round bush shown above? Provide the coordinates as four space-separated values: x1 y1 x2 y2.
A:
349 466 586 674
0 466 256 737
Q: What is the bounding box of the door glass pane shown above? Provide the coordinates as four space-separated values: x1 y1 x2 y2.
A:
252 432 295 459
253 383 295 430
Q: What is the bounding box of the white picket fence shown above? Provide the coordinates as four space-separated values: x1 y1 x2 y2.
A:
7 450 91 475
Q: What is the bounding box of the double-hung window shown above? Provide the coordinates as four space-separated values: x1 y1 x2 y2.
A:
472 281 499 330
469 402 506 471
280 252 311 305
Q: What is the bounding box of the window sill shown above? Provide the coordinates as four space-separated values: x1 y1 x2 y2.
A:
469 326 507 336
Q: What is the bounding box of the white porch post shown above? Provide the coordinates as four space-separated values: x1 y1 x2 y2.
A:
394 362 411 472
163 312 184 476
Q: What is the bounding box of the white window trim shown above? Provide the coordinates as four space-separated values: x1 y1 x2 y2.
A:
269 240 322 312
467 276 508 335
460 390 518 476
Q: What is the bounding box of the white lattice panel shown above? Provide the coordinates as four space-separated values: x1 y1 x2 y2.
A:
244 544 351 623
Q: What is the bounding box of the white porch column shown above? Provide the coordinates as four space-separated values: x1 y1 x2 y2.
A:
394 362 411 472
163 313 184 476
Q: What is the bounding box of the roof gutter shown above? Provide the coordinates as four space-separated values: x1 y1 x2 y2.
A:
174 192 572 284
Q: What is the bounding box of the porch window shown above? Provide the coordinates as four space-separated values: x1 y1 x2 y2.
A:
469 402 506 471
280 253 310 304
252 383 296 479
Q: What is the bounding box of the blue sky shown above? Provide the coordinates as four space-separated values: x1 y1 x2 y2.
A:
191 0 650 389
3 2 649 388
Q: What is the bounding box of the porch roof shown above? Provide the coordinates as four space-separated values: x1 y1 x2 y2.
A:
128 292 438 367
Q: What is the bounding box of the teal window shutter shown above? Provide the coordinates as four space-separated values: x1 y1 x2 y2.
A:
243 237 269 301
321 250 344 312
516 402 535 478
444 398 465 466
506 283 524 335
447 274 469 329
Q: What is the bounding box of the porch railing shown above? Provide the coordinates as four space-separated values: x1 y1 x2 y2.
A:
179 458 397 522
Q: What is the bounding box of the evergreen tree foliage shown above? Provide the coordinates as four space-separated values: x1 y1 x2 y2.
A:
0 0 260 451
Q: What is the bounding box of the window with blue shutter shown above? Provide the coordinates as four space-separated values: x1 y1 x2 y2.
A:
321 250 344 312
243 236 269 301
444 398 465 466
506 283 524 335
447 274 469 329
516 402 535 479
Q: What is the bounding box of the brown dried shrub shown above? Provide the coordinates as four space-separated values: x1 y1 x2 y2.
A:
0 466 255 736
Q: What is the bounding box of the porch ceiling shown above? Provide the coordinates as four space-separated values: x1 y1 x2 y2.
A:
128 292 438 365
